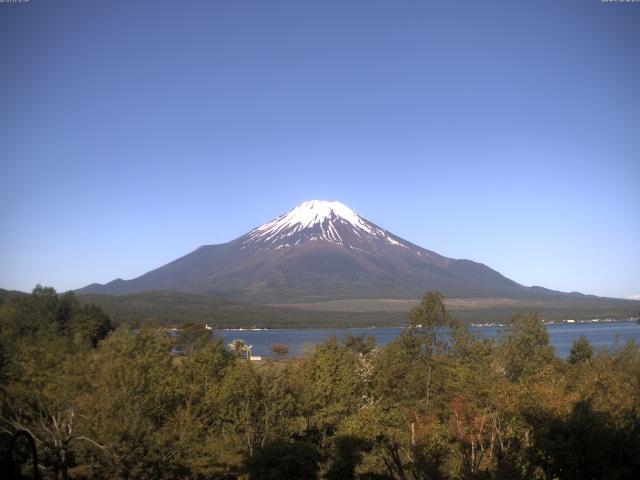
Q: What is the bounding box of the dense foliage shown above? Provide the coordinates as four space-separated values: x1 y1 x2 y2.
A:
1 288 639 479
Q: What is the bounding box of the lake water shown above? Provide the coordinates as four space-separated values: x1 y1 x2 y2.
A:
218 321 640 359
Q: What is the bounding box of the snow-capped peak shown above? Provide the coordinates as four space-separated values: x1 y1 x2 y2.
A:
243 200 409 250
261 200 372 232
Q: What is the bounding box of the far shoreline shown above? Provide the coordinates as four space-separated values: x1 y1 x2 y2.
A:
214 317 640 332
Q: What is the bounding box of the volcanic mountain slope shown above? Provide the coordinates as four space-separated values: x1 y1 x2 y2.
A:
78 200 581 302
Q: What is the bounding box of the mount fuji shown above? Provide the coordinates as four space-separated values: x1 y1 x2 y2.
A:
77 200 584 303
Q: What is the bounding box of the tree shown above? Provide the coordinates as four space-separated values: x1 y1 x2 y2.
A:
259 366 296 447
78 326 184 478
338 403 449 480
499 313 555 382
291 337 363 437
408 292 450 330
271 343 289 359
569 335 593 365
373 337 432 405
324 435 368 480
229 338 251 359
527 399 640 480
385 292 453 410
161 337 236 479
69 304 113 348
0 287 114 479
174 322 212 354
0 286 112 350
215 361 263 457
343 334 376 355
245 439 320 480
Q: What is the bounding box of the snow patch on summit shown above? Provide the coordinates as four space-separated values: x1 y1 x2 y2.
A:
256 200 373 234
243 200 410 250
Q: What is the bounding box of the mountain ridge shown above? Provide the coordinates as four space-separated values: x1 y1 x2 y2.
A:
76 200 611 303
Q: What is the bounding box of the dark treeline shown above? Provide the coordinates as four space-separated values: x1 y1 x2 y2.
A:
1 288 639 479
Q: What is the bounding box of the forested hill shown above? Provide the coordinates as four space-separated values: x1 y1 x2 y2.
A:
77 290 407 328
79 290 640 328
0 288 28 302
4 287 638 329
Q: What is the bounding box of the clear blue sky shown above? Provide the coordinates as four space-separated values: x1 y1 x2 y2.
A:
1 0 638 299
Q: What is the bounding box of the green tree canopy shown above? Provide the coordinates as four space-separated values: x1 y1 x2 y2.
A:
569 335 594 365
500 313 555 381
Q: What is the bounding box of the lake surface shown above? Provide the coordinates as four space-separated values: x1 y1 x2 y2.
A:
218 321 640 359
